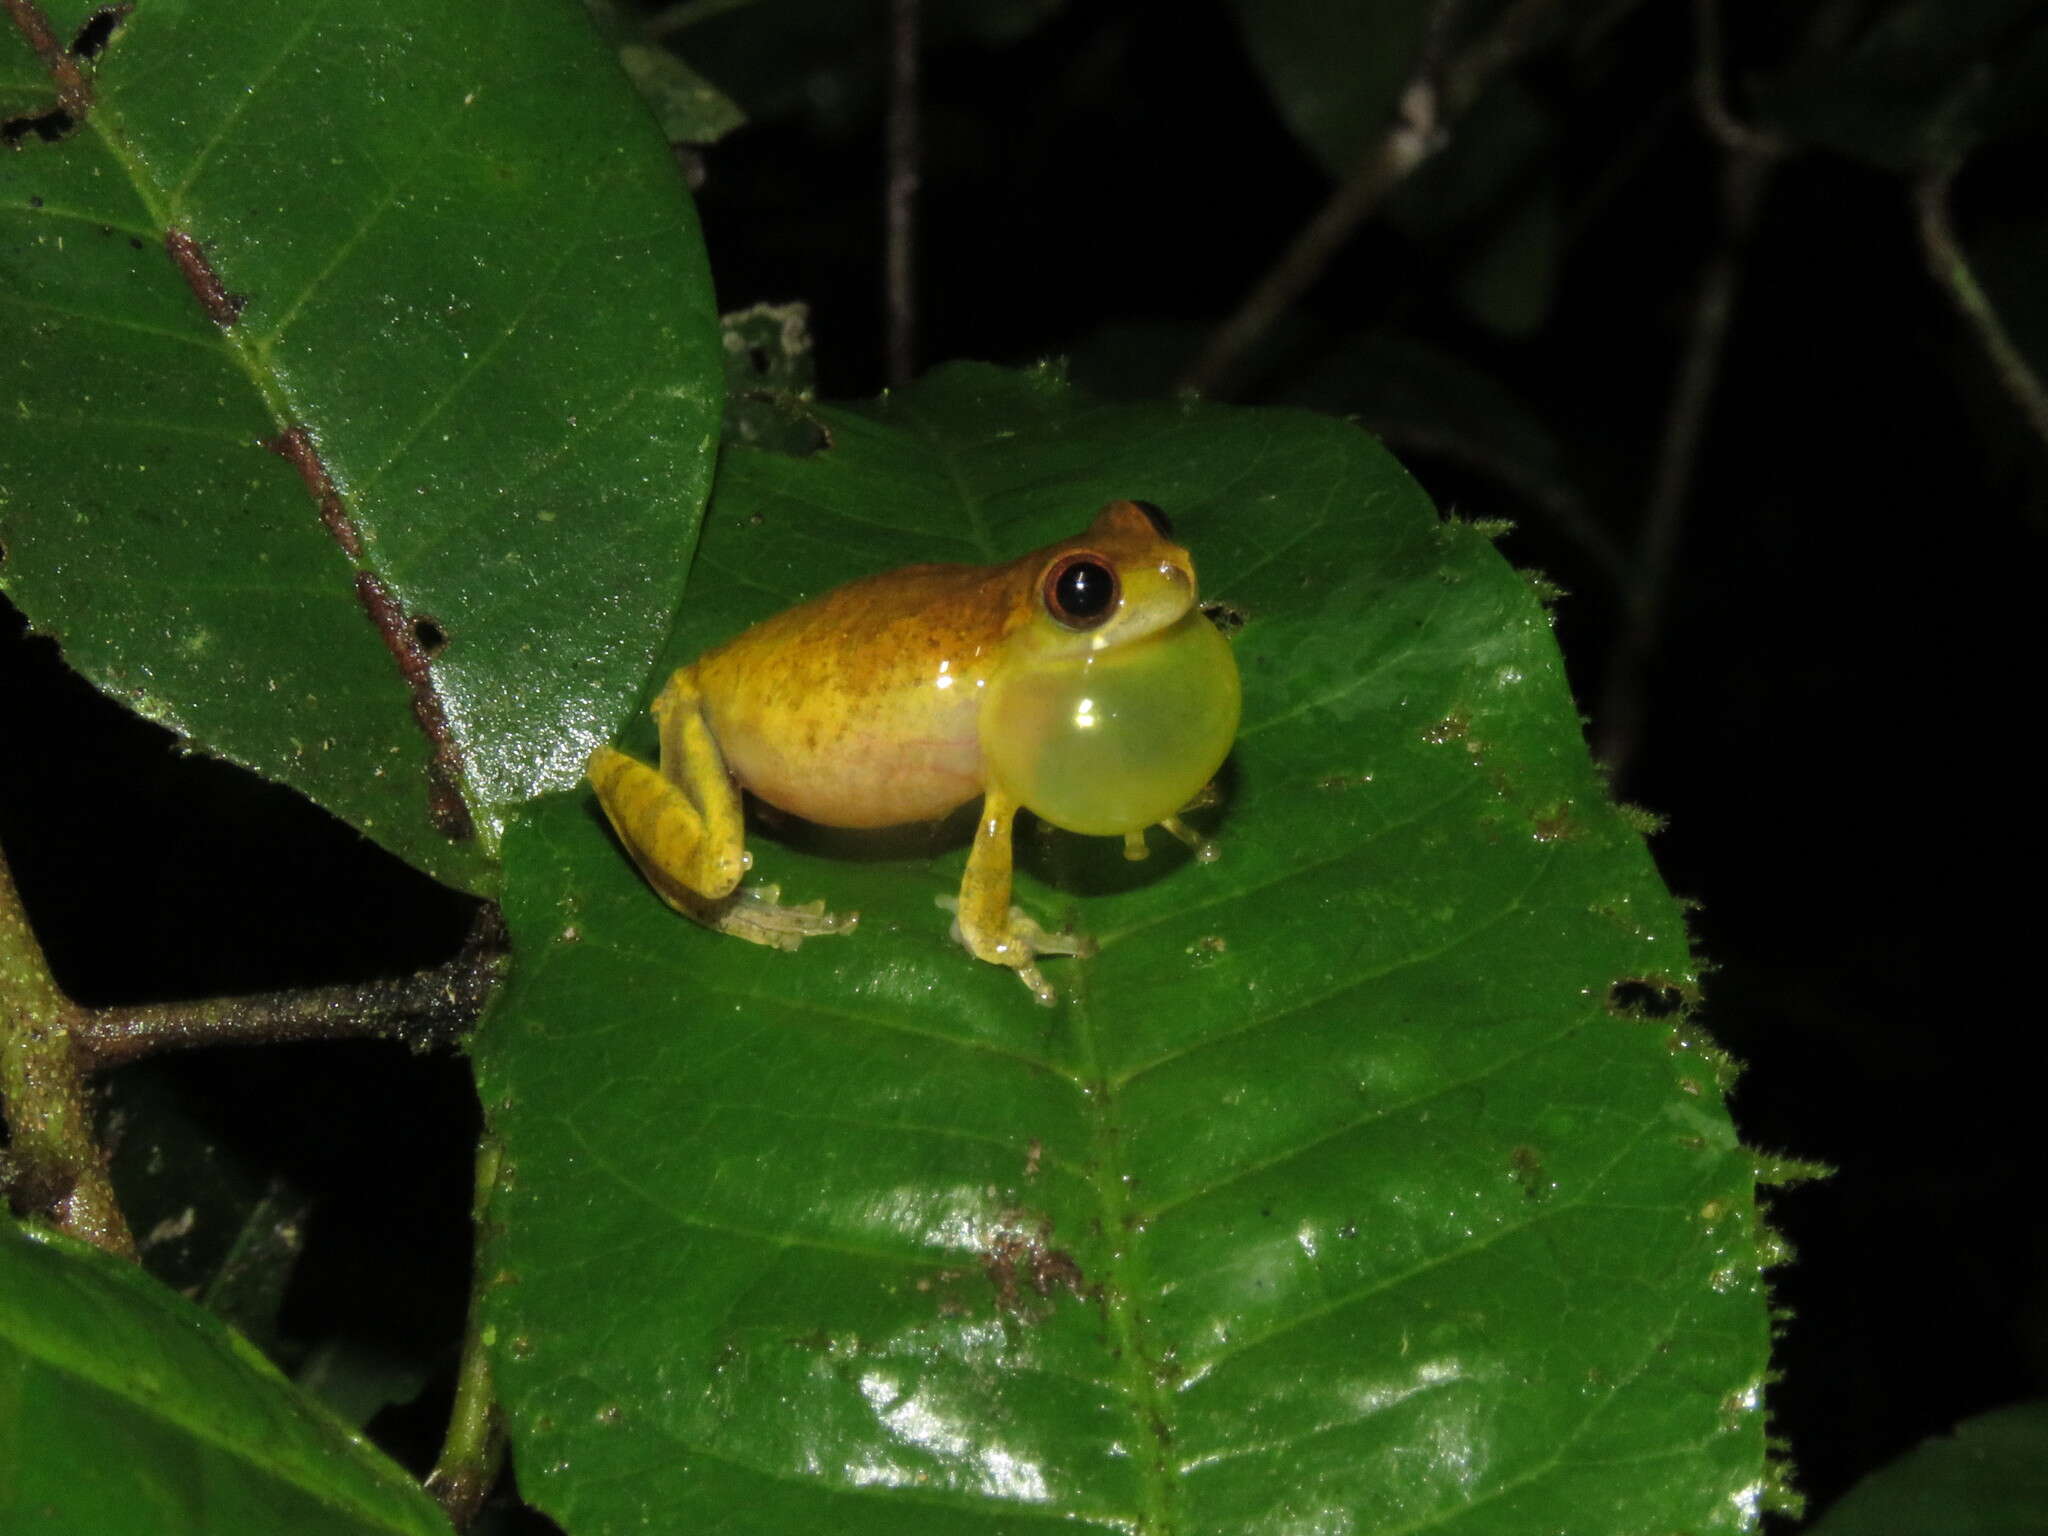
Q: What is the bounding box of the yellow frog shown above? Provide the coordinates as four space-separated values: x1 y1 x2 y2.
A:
587 499 1240 1003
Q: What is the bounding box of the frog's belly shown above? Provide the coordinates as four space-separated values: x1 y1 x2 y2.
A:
705 685 984 830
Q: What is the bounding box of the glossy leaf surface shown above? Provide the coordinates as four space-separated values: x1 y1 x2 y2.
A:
0 0 721 891
475 363 1769 1532
0 1219 445 1535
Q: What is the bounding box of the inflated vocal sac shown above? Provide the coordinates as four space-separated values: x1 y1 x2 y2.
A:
981 609 1241 837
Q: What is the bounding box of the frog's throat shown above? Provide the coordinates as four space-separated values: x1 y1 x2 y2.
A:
980 609 1240 837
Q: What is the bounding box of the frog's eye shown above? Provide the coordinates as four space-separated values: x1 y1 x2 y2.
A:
1043 552 1119 629
1131 500 1173 537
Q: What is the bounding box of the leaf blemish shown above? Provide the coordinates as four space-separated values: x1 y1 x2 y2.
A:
266 425 363 558
69 4 130 60
1424 710 1472 748
5 0 94 139
1202 600 1247 637
1606 976 1690 1021
1317 772 1374 791
261 425 473 839
980 1215 1084 1313
164 229 245 328
1509 1144 1552 1201
2 106 75 145
410 615 449 656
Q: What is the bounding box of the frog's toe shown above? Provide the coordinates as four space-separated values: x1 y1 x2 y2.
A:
1159 814 1221 864
703 883 859 951
1005 905 1095 960
1013 961 1057 1007
936 897 1092 1003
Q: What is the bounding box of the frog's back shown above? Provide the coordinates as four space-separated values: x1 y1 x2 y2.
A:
692 560 1019 829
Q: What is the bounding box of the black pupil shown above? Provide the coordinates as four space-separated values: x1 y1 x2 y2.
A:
1055 560 1116 621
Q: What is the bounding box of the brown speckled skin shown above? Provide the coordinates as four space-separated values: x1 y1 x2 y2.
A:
690 557 1031 828
592 501 1205 993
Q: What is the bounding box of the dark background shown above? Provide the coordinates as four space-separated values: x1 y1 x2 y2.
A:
2 0 2041 1525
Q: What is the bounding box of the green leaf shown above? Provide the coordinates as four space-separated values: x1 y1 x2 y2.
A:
102 1063 310 1362
1763 0 2048 170
1222 0 1566 343
1223 0 1435 180
584 0 747 146
1277 332 1580 518
0 1218 446 1535
615 42 747 145
0 0 721 893
1384 80 1561 339
1806 1401 2048 1536
658 0 1068 135
474 362 1769 1533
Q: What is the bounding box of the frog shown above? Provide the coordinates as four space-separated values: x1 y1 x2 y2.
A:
586 499 1240 1004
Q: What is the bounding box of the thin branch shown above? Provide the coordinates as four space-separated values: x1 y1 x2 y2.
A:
0 843 134 1257
646 0 766 38
884 0 920 388
1176 0 1571 399
70 905 506 1072
1913 165 2048 456
1595 0 1779 781
1692 0 1782 157
426 1136 507 1530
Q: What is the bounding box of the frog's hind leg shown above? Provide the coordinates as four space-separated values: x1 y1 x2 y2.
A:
941 786 1094 1006
587 669 856 950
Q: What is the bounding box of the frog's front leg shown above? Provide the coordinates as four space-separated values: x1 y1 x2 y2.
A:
587 669 856 950
944 785 1094 1005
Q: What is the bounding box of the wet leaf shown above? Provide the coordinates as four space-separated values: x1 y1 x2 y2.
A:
0 1218 445 1535
0 0 722 893
474 362 1770 1533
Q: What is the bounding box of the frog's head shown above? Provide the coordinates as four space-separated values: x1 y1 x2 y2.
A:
985 500 1240 838
1007 499 1197 662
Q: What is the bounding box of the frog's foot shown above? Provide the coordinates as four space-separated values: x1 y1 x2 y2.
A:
936 896 1095 1006
1159 814 1221 863
1121 813 1220 864
686 883 859 952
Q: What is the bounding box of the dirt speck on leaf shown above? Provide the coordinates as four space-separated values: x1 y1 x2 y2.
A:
980 1214 1084 1313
